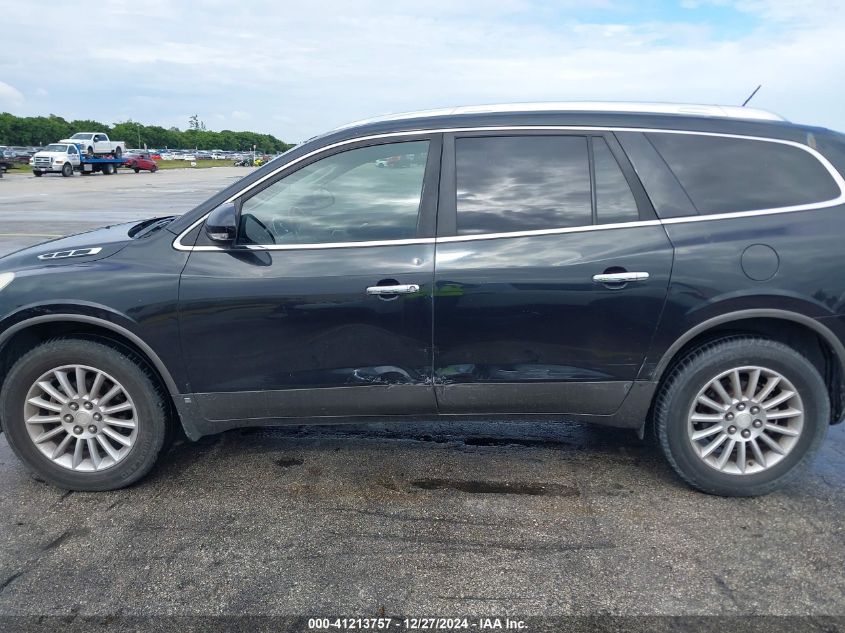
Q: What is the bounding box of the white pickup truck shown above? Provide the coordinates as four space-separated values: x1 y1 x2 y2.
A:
58 132 125 157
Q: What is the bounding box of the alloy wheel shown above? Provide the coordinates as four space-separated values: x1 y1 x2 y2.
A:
687 365 804 475
23 364 138 472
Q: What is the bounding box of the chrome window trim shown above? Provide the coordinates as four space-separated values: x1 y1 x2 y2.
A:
172 126 845 252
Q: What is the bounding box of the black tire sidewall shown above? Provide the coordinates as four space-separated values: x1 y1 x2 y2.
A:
660 340 829 495
1 340 166 491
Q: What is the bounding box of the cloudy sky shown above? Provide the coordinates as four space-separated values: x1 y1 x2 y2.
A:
1 0 843 142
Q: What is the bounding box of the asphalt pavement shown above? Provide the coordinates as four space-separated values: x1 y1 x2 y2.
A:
0 167 842 625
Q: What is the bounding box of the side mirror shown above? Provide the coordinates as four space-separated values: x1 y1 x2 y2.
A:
205 202 238 243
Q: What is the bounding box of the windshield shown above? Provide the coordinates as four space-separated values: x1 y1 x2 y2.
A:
70 133 93 140
45 144 69 152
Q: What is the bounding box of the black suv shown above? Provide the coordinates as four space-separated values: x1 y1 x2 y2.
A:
2 103 844 495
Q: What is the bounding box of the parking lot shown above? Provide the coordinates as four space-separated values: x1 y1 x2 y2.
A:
0 168 843 622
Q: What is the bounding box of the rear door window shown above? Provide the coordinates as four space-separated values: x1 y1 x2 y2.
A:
593 137 639 224
455 136 592 235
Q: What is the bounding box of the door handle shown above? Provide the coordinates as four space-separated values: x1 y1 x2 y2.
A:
366 284 420 296
592 272 650 284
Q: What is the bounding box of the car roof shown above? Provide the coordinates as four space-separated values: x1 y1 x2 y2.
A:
333 101 786 132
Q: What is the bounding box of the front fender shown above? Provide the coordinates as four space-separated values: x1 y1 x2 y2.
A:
0 307 181 396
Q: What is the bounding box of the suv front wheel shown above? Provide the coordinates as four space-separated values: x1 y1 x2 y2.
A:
654 337 829 496
1 339 168 491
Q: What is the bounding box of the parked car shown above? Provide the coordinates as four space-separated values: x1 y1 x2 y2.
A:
0 150 15 172
9 147 34 164
0 146 14 168
123 152 158 173
387 154 412 168
58 133 125 158
2 102 845 494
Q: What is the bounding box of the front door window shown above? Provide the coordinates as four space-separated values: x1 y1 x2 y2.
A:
238 140 430 246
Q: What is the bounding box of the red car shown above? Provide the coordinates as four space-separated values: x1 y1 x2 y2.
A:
124 152 158 173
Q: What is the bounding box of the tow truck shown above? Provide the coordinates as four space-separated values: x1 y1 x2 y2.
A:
30 142 125 177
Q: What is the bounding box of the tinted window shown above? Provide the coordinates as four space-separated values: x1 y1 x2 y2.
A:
238 140 429 246
455 136 591 235
647 133 840 213
593 137 638 224
616 132 697 219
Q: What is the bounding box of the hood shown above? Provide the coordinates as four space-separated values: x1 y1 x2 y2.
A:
34 151 66 158
0 219 156 272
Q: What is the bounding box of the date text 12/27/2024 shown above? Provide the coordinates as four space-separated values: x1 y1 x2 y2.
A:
307 618 528 630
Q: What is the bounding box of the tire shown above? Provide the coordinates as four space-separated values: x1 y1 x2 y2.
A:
654 337 829 496
102 163 113 175
61 162 73 177
151 165 157 173
33 170 42 177
134 166 140 173
114 147 122 159
86 146 94 157
0 339 169 491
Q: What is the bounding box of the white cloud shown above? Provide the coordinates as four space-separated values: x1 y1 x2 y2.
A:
0 1 843 139
0 81 24 108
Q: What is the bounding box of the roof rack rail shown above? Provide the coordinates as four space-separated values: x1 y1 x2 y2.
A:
335 101 786 130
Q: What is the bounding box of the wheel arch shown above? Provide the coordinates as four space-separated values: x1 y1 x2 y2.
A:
651 309 845 424
0 315 183 432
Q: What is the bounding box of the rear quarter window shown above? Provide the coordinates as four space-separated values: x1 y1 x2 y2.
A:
646 132 841 214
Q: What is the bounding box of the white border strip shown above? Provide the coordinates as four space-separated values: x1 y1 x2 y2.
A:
173 126 845 252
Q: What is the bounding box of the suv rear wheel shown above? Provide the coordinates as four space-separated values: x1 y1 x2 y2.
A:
0 339 168 491
654 337 829 496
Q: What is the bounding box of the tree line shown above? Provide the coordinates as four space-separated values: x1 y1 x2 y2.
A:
0 113 294 152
